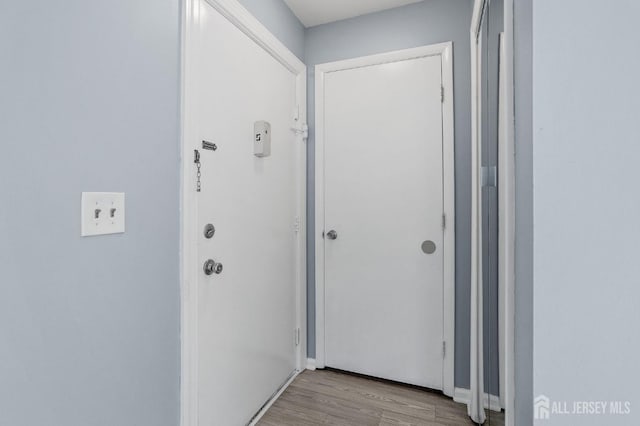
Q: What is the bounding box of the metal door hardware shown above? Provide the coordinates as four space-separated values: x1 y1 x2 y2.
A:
326 230 338 240
421 240 437 254
194 142 218 192
203 259 223 275
202 140 217 151
204 224 216 239
481 166 497 187
194 149 201 192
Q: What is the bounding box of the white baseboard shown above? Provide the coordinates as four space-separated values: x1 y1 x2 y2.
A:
248 371 299 425
453 387 502 412
306 358 316 371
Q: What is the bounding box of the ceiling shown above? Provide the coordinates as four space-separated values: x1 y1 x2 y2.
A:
283 0 425 28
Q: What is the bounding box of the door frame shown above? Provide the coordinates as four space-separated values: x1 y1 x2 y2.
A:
180 1 307 425
498 29 516 425
500 0 516 423
469 0 516 423
314 43 456 398
468 0 487 422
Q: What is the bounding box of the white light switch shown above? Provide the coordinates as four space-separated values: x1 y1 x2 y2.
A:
81 192 125 237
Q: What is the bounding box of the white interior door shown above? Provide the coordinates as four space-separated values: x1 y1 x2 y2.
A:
323 54 445 389
195 2 301 424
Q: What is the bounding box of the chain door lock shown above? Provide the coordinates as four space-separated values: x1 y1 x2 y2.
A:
194 149 201 192
194 141 218 193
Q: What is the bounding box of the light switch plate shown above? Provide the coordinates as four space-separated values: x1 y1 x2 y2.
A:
81 192 125 237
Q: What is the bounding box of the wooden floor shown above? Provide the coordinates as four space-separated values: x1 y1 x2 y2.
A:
258 369 504 426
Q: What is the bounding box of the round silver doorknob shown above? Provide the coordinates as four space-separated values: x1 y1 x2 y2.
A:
203 259 223 275
326 230 338 240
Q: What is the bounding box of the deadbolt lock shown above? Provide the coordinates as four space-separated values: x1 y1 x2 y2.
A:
204 224 216 239
203 259 223 275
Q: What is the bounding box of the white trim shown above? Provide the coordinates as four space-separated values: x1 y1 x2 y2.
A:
440 42 456 401
470 3 516 424
179 1 201 425
202 0 303 74
454 388 503 413
314 43 456 398
180 1 307 425
469 1 488 424
306 358 317 371
248 371 300 426
470 0 488 41
314 62 326 367
498 31 507 413
501 1 516 424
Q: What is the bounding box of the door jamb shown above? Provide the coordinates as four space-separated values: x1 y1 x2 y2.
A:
500 1 516 424
469 0 516 424
314 43 456 398
469 1 487 422
180 1 307 425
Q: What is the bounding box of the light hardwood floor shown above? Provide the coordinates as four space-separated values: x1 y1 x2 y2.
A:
258 369 504 425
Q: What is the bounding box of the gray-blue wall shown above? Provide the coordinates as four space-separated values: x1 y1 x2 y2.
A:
0 1 305 424
513 0 533 423
303 0 474 389
0 1 181 425
532 1 640 425
238 0 305 60
0 0 514 421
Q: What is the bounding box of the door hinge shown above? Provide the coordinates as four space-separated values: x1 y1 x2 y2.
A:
295 328 300 346
441 86 445 103
442 214 446 230
442 341 446 358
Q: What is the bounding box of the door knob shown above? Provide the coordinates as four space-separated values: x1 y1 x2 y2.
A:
326 230 338 240
203 259 223 275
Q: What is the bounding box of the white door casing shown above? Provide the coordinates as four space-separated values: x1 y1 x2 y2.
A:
469 0 486 423
499 13 516 425
180 0 306 425
315 43 455 397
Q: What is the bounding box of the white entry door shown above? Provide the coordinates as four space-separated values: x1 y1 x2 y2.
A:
191 2 304 424
320 51 446 390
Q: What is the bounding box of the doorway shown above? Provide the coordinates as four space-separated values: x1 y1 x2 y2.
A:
314 44 455 395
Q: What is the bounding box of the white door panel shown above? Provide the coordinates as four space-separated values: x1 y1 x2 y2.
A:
324 56 444 389
196 2 299 424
